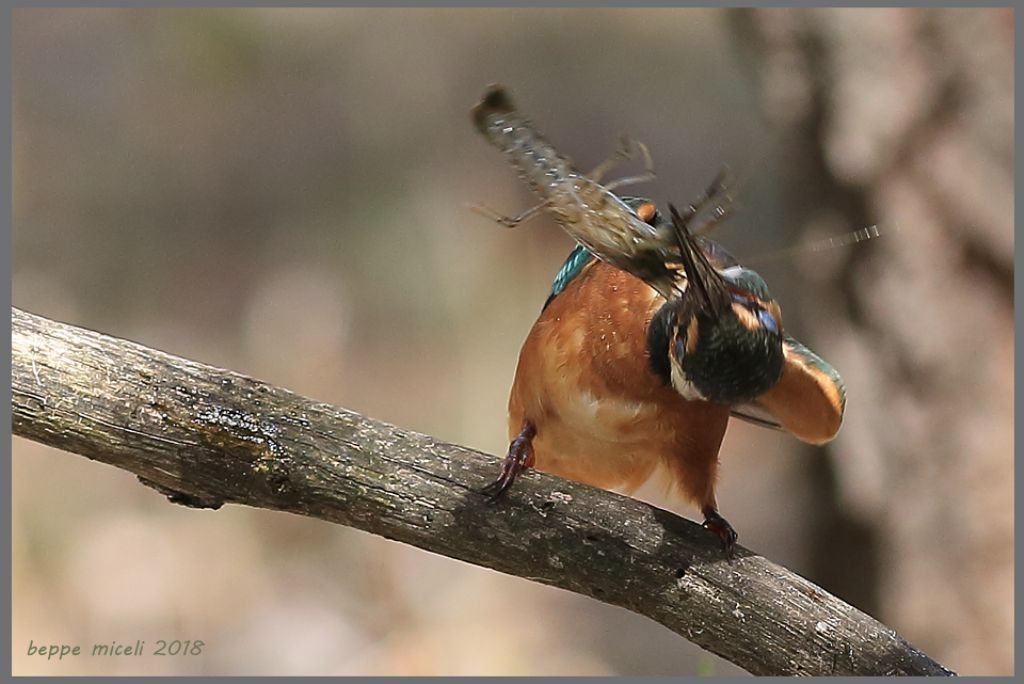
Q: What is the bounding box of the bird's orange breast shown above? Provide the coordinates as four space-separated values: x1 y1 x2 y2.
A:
508 259 730 497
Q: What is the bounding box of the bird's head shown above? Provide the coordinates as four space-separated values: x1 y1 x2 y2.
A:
648 204 785 404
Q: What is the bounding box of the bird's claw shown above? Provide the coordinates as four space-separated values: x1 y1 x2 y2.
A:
479 476 514 502
480 422 536 503
702 510 738 559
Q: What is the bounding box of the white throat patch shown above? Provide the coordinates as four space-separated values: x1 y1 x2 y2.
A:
669 356 707 402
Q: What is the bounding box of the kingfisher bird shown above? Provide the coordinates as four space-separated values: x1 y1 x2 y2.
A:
482 197 846 554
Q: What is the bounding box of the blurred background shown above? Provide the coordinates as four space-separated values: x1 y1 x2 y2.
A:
11 7 1013 676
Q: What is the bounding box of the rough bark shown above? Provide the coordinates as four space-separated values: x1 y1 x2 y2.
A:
10 306 954 676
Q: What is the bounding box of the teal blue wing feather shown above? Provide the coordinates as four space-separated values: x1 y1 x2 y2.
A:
543 244 596 310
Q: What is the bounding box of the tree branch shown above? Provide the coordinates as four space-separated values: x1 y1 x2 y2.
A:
10 306 954 676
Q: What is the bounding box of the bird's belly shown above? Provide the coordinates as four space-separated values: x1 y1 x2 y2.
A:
531 425 664 494
555 388 665 442
530 390 680 493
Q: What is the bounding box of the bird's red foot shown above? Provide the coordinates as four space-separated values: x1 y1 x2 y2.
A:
481 422 536 501
702 509 738 558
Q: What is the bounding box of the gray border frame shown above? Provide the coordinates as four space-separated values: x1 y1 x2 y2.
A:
3 2 11 678
5 2 1018 681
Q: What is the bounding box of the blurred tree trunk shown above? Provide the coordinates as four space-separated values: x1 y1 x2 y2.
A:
730 7 1013 675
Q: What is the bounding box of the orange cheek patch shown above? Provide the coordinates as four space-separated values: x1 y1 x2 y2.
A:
766 301 783 330
730 302 761 331
685 318 699 355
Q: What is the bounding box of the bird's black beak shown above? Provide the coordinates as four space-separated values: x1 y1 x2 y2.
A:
668 203 728 318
